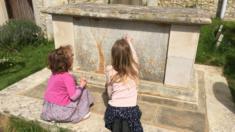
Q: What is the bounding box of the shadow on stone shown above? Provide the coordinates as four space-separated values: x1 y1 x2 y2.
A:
213 82 235 114
102 91 108 107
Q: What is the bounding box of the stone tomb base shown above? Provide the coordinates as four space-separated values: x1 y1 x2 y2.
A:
20 69 207 132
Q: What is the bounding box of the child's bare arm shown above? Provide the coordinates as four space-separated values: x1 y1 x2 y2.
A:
70 77 87 101
79 77 87 88
105 66 113 99
124 34 139 74
123 34 139 65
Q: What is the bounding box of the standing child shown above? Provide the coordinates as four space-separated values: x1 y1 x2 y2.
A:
104 35 143 132
41 45 93 123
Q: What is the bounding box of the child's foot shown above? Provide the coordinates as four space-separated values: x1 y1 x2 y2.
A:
82 112 91 120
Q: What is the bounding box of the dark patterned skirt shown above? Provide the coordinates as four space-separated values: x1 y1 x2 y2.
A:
104 104 143 132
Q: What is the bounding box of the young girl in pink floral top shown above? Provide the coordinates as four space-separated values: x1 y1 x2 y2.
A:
104 35 143 132
41 45 93 123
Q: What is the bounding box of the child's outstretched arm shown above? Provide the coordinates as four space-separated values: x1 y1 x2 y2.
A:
105 66 113 99
124 34 139 65
124 34 139 74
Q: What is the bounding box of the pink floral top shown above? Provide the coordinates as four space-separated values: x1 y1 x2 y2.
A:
105 41 139 107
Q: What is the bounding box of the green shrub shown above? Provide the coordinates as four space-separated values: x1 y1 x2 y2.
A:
197 19 235 103
0 20 44 52
227 79 235 102
7 116 48 132
196 19 235 66
196 19 222 65
224 54 235 102
0 41 54 90
221 21 235 53
0 20 46 70
224 54 235 78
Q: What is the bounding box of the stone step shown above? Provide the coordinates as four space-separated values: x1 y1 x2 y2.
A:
26 79 198 112
0 94 173 132
89 90 206 132
80 70 207 132
87 83 198 112
74 71 199 111
23 81 204 132
18 69 207 132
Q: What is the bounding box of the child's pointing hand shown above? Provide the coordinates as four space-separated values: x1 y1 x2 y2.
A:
123 34 133 44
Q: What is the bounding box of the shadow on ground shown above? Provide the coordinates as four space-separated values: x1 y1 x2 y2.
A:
213 82 235 114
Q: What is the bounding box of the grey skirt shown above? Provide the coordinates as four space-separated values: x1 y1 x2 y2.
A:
41 89 93 123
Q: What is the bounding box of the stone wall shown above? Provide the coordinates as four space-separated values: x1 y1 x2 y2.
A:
225 0 235 20
156 0 235 20
32 0 68 39
32 0 46 33
0 0 8 25
66 0 235 19
32 0 234 39
157 0 219 17
43 3 211 87
73 18 169 82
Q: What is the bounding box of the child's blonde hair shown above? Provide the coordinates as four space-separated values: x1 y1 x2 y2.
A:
111 39 139 84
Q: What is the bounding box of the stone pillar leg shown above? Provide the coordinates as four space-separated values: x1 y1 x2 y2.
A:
44 0 68 40
0 0 8 25
164 25 200 88
146 0 158 6
32 0 42 28
52 15 77 69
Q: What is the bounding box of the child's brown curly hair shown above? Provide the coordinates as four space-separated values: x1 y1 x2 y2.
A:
48 45 73 73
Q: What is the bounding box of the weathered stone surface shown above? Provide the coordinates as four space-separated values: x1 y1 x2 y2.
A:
156 106 206 132
164 25 200 88
111 0 143 5
225 0 235 20
0 69 172 132
0 0 8 25
1 65 234 132
20 68 206 132
46 3 211 88
23 72 198 111
52 15 79 68
72 71 198 104
195 64 235 132
156 0 235 19
74 18 169 82
165 57 194 88
52 15 74 48
42 3 211 24
69 0 108 4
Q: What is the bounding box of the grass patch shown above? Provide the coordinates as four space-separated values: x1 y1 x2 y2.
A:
0 41 54 90
227 78 235 102
0 114 69 132
196 19 235 66
224 55 235 102
8 116 48 132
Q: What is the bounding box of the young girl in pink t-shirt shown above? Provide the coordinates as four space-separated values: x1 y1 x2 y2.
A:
104 35 143 132
41 45 93 123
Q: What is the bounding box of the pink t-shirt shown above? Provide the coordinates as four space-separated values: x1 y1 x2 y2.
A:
44 72 81 106
105 41 139 107
105 65 138 107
